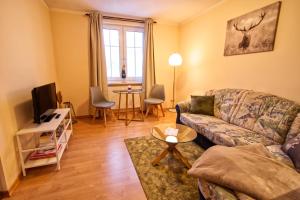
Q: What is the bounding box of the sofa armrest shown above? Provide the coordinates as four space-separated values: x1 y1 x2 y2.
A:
176 100 191 124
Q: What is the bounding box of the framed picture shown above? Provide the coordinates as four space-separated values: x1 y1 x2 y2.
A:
224 1 281 56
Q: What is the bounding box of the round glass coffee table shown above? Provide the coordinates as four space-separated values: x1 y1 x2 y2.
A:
151 123 197 168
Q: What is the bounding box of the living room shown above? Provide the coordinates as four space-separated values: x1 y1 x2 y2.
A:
1 0 300 199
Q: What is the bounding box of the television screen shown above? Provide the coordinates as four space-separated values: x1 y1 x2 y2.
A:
32 83 57 123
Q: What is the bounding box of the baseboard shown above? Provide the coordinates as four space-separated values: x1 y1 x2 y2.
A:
76 115 92 119
0 173 21 198
77 107 170 119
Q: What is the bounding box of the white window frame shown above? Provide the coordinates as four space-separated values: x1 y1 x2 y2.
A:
103 22 144 83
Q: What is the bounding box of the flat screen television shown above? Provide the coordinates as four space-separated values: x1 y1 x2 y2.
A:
32 83 57 123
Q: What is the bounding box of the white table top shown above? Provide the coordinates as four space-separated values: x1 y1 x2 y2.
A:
16 108 70 135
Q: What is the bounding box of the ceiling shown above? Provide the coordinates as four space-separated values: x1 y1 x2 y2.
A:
44 0 223 24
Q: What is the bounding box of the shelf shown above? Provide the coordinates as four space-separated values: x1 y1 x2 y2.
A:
16 108 73 176
20 127 71 153
24 130 71 169
16 108 70 135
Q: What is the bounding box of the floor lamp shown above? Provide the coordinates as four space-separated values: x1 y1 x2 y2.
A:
168 53 182 112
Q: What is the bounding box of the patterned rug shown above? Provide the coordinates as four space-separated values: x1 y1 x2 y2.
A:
124 136 204 200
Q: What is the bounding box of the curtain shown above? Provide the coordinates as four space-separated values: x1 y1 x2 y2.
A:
89 12 108 98
142 18 156 99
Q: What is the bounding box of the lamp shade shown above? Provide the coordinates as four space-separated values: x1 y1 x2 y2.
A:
168 53 182 67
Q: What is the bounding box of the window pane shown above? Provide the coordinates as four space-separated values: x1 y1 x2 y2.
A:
103 29 110 46
110 30 119 46
135 32 143 48
127 47 135 77
111 47 120 77
105 46 111 77
135 47 143 77
126 32 134 48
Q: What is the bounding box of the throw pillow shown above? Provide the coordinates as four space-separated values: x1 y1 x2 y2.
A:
190 95 214 116
282 134 300 172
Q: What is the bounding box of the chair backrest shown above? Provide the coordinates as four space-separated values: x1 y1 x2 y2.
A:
90 87 106 105
149 84 165 101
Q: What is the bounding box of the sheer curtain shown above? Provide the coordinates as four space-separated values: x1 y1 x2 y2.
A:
142 18 156 99
89 12 108 98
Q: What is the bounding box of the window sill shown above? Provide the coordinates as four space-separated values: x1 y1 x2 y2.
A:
108 80 142 87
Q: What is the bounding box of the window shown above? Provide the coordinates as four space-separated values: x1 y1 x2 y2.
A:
103 24 144 83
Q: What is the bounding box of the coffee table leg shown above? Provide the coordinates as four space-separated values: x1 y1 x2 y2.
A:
173 147 192 168
151 149 169 166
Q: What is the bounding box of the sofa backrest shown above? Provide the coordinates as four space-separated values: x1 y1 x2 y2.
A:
205 89 248 122
230 91 300 144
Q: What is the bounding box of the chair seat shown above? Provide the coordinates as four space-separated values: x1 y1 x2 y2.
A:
144 98 164 104
93 101 115 108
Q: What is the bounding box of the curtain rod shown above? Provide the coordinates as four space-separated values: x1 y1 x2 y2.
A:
85 13 156 24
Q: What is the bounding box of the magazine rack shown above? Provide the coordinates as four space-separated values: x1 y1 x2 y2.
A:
16 108 72 176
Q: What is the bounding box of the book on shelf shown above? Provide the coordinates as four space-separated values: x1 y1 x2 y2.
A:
29 144 62 160
39 124 64 145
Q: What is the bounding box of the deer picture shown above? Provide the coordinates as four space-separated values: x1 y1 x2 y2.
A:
233 12 266 50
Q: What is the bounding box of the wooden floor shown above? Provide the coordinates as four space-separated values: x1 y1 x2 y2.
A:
6 111 176 200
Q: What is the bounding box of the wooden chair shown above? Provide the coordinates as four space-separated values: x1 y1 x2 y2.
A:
144 84 165 119
90 87 115 127
56 91 78 124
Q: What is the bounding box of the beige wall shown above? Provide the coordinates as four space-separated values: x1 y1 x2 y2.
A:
50 11 90 116
50 10 179 116
0 0 57 190
154 23 179 108
178 0 300 103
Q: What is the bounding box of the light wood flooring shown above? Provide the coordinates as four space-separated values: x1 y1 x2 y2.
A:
6 111 176 200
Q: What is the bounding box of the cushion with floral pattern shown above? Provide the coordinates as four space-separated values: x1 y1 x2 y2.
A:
282 134 300 172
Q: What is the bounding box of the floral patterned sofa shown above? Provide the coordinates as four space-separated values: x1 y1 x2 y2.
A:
176 89 300 200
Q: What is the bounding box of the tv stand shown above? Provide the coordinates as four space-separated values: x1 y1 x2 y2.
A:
16 108 73 176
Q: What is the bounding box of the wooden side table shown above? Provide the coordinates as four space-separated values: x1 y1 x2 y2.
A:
151 123 197 168
113 89 144 126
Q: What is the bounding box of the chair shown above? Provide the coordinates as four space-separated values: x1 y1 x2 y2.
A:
90 87 115 126
56 91 77 124
144 84 165 119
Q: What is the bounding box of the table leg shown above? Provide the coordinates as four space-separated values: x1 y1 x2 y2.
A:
103 109 107 127
173 147 192 168
118 93 121 119
125 93 128 126
152 149 169 166
160 103 165 117
140 93 144 121
132 93 135 119
156 105 159 120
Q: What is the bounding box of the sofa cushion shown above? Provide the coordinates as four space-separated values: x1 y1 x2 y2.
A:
266 145 294 168
198 145 295 200
205 89 248 122
230 91 300 144
285 113 300 142
282 134 300 171
198 179 238 200
180 113 278 147
190 95 214 115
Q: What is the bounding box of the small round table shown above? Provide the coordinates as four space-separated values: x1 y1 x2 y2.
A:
112 89 144 126
151 123 197 168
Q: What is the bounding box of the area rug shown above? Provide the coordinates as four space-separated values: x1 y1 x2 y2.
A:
124 136 204 200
